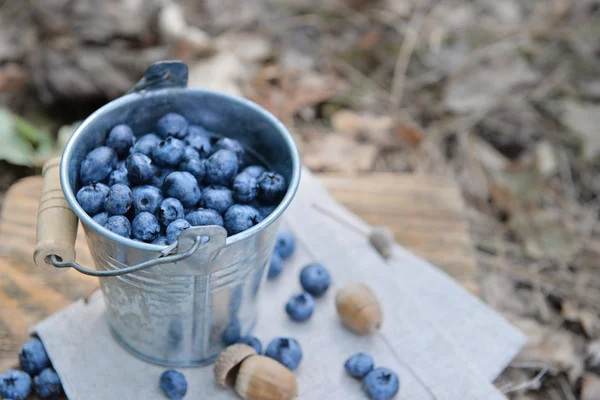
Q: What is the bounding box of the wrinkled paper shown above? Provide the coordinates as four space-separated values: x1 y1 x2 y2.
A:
35 170 525 399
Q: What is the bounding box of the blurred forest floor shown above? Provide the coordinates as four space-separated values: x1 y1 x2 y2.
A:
1 0 600 398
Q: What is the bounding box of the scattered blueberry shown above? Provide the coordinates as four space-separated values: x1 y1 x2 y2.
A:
76 183 109 215
201 185 234 214
344 353 374 379
131 133 160 156
152 236 169 245
257 172 287 204
265 337 302 370
158 198 185 227
92 212 109 226
363 368 400 400
19 337 50 375
183 146 200 161
185 208 224 227
223 204 262 235
212 137 245 167
105 215 132 238
79 146 117 185
236 336 262 354
108 166 129 186
132 212 161 242
132 185 164 215
300 263 331 297
33 368 62 400
232 172 258 203
166 219 191 244
205 150 239 186
159 370 188 400
150 168 173 188
106 124 135 158
267 253 284 279
258 205 277 219
0 370 32 400
152 137 186 167
156 113 189 139
104 183 133 215
285 292 315 322
222 318 241 345
275 231 296 260
185 125 212 157
179 157 205 183
126 152 155 184
163 171 201 208
243 165 266 179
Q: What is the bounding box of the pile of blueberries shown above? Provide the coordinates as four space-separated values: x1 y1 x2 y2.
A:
76 113 288 244
0 338 62 400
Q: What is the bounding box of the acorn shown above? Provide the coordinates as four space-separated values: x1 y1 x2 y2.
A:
235 355 297 400
335 282 383 335
214 344 257 388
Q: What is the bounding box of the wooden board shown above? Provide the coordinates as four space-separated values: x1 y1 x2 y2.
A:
0 173 478 372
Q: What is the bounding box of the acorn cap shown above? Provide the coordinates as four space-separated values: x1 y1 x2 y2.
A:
214 344 258 388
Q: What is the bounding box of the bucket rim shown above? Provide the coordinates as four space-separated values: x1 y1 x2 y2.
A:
60 87 301 252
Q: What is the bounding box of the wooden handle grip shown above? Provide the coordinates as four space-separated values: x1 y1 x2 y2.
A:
34 158 78 268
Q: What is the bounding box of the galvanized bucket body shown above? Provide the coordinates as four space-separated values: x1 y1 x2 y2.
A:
59 63 301 366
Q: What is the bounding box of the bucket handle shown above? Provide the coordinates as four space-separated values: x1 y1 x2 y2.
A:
129 60 188 93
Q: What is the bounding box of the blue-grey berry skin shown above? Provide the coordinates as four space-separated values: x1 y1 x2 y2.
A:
236 336 262 354
185 208 224 227
152 236 169 245
158 198 185 227
344 353 374 379
92 212 109 226
201 185 234 214
205 150 239 186
132 185 164 215
131 133 160 157
185 125 212 157
0 370 32 400
159 370 188 400
299 263 331 297
33 368 62 399
79 146 117 185
184 146 200 161
104 184 133 215
212 137 245 167
179 157 206 183
105 215 132 238
132 212 161 242
106 124 135 158
166 219 191 244
108 166 129 186
265 338 302 371
19 337 50 375
222 318 241 346
232 172 258 203
285 292 315 322
163 171 202 208
363 368 400 400
267 253 283 279
275 231 296 260
152 137 186 167
76 183 109 215
258 205 277 219
223 204 262 236
126 152 155 185
243 165 266 179
257 172 287 204
156 113 189 139
150 168 173 188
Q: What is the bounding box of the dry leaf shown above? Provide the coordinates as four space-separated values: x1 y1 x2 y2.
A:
581 374 600 400
331 110 400 149
471 136 510 172
303 134 378 173
490 164 544 212
188 52 245 96
561 100 600 161
216 33 272 63
534 141 558 178
395 120 425 147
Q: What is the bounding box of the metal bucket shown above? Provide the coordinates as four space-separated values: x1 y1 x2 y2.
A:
55 61 301 366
